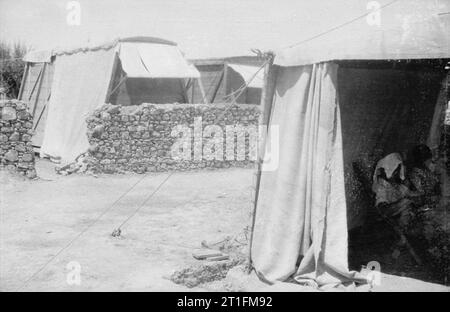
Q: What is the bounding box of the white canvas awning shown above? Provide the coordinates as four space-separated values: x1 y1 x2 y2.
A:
275 0 450 66
227 64 264 88
23 50 53 63
119 42 200 78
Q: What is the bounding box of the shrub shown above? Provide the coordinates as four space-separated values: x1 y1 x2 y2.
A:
0 41 29 99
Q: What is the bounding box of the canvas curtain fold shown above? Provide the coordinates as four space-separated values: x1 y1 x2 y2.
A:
251 62 362 287
427 75 449 152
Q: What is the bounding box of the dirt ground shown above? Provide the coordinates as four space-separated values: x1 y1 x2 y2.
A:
1 159 253 291
1 159 448 292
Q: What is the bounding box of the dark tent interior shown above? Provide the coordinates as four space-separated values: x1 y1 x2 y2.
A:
337 59 449 283
107 58 188 105
107 58 262 106
227 67 262 105
191 61 263 104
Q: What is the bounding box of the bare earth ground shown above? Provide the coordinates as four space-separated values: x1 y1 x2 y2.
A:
1 159 253 291
0 159 448 292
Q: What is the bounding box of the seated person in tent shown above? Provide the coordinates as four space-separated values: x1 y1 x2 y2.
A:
372 153 420 228
406 144 441 212
405 144 449 272
373 147 448 270
404 144 443 239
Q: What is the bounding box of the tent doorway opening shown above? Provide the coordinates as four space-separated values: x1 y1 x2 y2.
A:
107 57 193 105
338 59 450 284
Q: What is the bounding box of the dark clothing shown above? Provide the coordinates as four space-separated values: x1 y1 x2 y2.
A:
408 166 440 209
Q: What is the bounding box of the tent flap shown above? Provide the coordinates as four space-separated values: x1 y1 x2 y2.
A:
251 62 364 287
119 42 200 78
40 47 116 163
23 50 53 63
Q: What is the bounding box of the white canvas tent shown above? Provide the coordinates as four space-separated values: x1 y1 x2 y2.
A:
251 0 450 288
19 37 200 163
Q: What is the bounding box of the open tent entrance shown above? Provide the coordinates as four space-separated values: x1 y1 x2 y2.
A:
106 57 192 105
337 59 449 230
106 41 201 105
251 58 449 287
337 59 449 279
250 0 450 288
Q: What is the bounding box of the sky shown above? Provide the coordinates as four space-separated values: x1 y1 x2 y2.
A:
0 0 446 59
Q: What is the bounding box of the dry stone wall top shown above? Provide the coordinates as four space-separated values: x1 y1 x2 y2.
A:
86 103 260 173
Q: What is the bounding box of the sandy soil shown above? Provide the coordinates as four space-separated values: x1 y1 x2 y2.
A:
1 159 253 291
1 159 448 292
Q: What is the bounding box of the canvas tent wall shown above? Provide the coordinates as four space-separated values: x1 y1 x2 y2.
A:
189 56 265 104
18 53 55 151
251 0 450 287
19 37 200 163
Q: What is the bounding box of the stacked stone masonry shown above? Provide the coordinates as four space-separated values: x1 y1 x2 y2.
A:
86 103 260 173
0 100 36 178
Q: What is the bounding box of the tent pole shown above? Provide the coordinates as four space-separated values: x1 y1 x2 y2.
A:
105 53 120 103
180 78 190 104
247 54 274 273
107 76 127 100
18 63 29 100
210 69 225 103
32 101 47 132
223 62 229 98
31 63 47 117
33 91 51 132
27 66 44 102
191 79 195 103
197 77 209 104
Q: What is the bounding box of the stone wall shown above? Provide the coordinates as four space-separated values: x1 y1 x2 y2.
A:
86 103 260 173
0 100 36 178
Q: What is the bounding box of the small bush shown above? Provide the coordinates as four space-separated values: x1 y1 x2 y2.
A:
0 41 29 99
